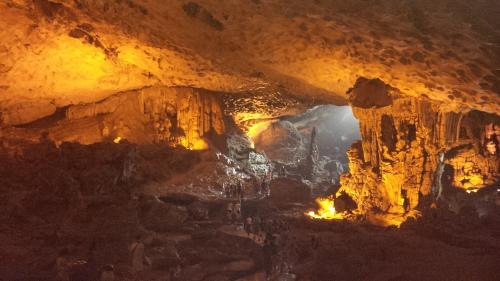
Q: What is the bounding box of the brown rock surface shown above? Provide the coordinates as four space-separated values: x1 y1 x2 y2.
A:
1 1 500 124
0 138 499 280
2 86 227 149
338 83 499 224
254 121 305 163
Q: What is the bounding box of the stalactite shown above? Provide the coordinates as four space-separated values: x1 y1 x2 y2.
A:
338 79 499 225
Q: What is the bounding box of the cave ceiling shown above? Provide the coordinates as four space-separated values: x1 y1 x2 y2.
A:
1 0 500 125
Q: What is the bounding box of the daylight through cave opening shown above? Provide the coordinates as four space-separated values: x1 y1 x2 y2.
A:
1 0 500 279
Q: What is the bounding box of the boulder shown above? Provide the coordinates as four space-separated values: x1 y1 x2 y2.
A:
254 121 305 163
334 192 357 213
188 201 210 220
270 178 311 203
349 77 393 109
141 200 189 232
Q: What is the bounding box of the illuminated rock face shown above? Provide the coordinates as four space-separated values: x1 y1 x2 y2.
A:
447 147 499 191
338 79 499 223
339 97 438 216
1 0 500 125
253 121 305 163
0 0 499 227
4 87 227 149
0 0 260 125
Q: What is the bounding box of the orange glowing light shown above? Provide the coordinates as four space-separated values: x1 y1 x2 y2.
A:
306 196 343 220
247 121 272 140
234 113 274 149
178 136 208 150
191 138 209 150
113 137 122 144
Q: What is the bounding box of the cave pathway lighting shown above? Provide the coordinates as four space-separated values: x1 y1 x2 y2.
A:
306 196 344 220
246 120 274 148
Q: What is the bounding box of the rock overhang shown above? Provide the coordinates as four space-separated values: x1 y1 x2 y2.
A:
1 0 500 125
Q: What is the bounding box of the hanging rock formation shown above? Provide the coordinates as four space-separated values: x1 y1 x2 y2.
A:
1 0 500 125
2 86 227 149
253 120 305 164
338 78 500 225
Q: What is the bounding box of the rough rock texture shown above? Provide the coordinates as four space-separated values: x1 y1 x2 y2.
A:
1 0 500 124
349 78 394 109
254 120 305 163
447 146 499 190
3 86 227 149
338 79 499 225
0 141 271 281
140 199 189 232
223 88 306 127
0 115 499 280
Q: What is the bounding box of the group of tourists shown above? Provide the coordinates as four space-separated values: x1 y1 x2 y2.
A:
225 201 242 223
223 181 244 200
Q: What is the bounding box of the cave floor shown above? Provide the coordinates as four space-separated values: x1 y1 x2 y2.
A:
0 143 499 281
2 190 499 281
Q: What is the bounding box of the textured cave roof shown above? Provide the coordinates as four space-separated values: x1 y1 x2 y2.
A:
1 0 499 125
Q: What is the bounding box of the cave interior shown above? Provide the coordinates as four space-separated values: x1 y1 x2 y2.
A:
0 1 499 281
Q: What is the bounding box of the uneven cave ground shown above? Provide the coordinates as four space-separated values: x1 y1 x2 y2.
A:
1 1 500 279
0 100 499 281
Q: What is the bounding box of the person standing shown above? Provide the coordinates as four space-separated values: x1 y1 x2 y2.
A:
100 264 115 281
233 202 242 221
129 235 146 275
56 248 70 281
432 152 445 202
244 217 253 238
237 181 243 201
226 202 234 223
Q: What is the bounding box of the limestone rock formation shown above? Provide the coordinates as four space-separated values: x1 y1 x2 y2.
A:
338 78 500 225
3 86 227 149
349 78 394 109
1 0 500 125
253 120 305 163
447 146 499 191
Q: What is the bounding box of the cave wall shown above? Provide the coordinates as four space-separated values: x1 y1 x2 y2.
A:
2 0 500 126
339 80 499 222
2 86 227 149
339 97 439 215
253 121 305 163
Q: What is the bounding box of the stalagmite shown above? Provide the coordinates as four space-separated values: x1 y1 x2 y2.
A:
0 1 499 280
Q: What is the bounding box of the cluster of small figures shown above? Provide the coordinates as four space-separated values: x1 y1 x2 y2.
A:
225 200 291 245
243 215 272 245
222 181 244 200
222 177 271 200
252 217 296 277
225 202 295 275
225 201 242 223
483 123 499 156
257 178 271 198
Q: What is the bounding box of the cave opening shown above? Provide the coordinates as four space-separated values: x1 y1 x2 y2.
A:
2 0 500 279
250 105 360 189
1 89 499 281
